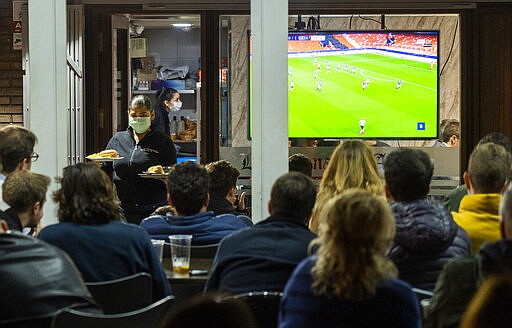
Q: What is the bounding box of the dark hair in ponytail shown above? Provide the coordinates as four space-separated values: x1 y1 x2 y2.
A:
157 87 179 104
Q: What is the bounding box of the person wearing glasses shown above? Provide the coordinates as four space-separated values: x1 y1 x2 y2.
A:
104 95 177 224
0 125 38 211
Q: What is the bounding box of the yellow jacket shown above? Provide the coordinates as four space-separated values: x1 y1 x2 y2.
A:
452 193 501 254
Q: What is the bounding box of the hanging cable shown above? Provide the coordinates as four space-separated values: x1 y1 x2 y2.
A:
307 16 321 30
440 19 458 76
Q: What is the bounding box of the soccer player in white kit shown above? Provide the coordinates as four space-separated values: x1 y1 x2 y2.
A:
317 80 323 91
359 117 366 134
362 80 369 90
289 80 295 92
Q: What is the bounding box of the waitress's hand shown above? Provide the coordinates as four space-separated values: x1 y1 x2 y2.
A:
92 161 103 168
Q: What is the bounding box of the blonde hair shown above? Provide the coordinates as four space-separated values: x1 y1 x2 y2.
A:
309 140 384 232
468 143 511 194
460 275 512 328
310 189 397 301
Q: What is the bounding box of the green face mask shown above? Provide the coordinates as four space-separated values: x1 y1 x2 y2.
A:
129 116 151 134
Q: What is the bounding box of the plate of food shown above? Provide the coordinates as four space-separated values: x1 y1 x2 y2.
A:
86 149 124 161
139 165 170 179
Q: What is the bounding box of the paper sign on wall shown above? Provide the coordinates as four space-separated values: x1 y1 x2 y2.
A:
12 1 25 50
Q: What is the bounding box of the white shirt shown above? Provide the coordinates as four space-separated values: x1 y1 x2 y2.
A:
0 173 7 211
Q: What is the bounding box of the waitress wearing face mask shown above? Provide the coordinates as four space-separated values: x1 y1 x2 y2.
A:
105 95 177 224
152 87 182 136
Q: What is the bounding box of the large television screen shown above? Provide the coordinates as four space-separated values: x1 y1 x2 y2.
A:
250 30 440 139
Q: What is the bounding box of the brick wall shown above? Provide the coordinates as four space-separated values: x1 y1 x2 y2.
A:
0 1 23 127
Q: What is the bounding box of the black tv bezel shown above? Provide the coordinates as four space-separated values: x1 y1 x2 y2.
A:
248 29 441 141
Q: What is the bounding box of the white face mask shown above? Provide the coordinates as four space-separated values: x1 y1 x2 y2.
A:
169 100 182 112
129 116 151 134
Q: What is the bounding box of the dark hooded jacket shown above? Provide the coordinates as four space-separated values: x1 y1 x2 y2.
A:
424 240 512 328
389 198 471 290
479 239 512 277
0 232 99 327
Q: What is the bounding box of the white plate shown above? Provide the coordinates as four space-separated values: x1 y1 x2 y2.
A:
139 172 169 179
86 155 124 162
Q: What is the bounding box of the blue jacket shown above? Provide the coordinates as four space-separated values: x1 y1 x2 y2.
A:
139 211 252 245
206 214 316 293
279 257 421 328
390 198 471 290
38 221 171 302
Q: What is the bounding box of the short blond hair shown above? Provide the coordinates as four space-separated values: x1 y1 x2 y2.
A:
468 143 511 194
3 170 50 212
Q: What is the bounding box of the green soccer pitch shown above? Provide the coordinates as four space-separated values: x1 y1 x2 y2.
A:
287 52 438 139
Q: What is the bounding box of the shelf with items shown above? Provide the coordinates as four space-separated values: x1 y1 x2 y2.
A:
132 89 196 94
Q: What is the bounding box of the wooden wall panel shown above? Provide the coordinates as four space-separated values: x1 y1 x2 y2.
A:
460 5 512 173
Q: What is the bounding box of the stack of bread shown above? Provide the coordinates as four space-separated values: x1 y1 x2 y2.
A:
88 149 120 159
98 149 119 158
178 118 197 141
147 165 164 174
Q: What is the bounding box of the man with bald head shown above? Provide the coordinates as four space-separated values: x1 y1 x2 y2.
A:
425 185 512 328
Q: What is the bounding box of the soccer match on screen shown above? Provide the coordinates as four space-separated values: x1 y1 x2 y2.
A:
285 31 439 139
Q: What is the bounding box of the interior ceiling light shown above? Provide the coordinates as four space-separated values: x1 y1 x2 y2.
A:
172 23 192 27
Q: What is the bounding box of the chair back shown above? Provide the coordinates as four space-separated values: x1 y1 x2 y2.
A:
85 272 152 314
222 291 283 328
412 287 434 300
51 295 174 328
190 244 219 258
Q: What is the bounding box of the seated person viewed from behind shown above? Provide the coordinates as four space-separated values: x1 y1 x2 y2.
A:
459 275 512 328
0 220 99 328
206 172 317 294
140 161 252 245
38 163 170 302
432 118 460 147
159 293 256 328
443 132 512 212
424 185 512 328
452 142 512 253
0 125 38 210
0 170 50 233
205 160 249 216
308 139 384 233
383 148 470 291
288 153 313 177
279 190 421 328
